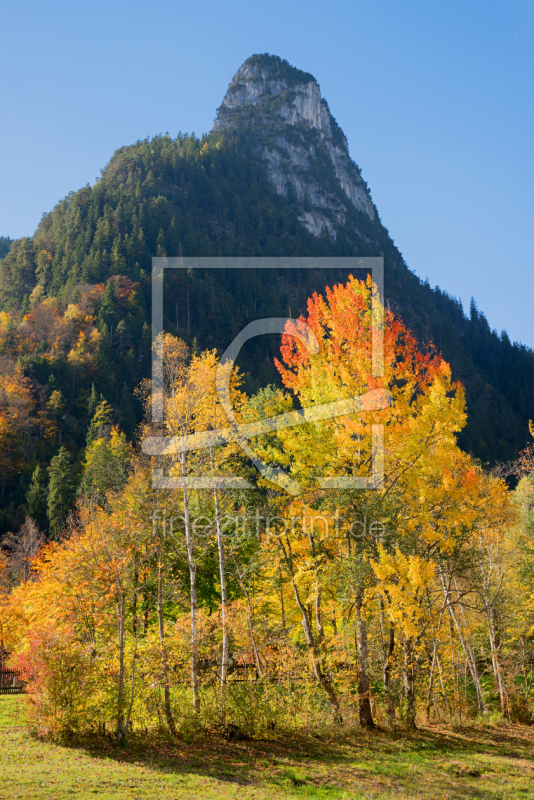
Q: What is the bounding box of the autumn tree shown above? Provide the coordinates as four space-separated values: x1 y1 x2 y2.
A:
270 275 468 727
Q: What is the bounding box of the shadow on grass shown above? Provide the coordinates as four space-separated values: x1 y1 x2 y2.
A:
55 720 534 796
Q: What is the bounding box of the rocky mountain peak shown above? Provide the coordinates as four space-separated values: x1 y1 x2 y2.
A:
212 54 376 238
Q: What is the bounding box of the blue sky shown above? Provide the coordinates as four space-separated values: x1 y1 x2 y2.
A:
1 0 532 344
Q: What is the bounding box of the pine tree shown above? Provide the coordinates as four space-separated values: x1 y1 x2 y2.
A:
47 447 76 537
115 319 132 352
25 465 48 532
87 384 99 420
86 400 113 445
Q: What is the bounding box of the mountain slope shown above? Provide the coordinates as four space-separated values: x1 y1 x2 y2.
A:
0 54 532 531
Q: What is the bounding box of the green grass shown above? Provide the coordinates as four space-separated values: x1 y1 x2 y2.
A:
1 695 534 799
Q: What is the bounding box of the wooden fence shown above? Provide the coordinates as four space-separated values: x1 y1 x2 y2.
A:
0 669 24 694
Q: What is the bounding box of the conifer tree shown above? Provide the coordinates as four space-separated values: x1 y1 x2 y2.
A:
47 447 76 537
86 400 113 445
87 384 99 420
25 465 48 532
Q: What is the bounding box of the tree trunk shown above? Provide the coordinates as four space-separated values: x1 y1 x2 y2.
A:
124 623 138 737
278 563 287 630
116 591 126 741
487 605 509 719
142 595 150 635
402 636 417 729
308 527 324 644
181 450 200 714
439 569 485 714
211 449 229 704
132 564 139 636
233 556 263 678
425 642 437 723
384 623 395 724
157 549 177 736
436 653 453 720
280 540 343 723
298 598 343 724
355 587 375 729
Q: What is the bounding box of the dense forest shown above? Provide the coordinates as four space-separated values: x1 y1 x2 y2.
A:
0 125 533 537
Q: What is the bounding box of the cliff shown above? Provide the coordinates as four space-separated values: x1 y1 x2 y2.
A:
213 55 376 238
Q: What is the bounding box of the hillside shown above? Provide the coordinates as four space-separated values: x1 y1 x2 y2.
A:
0 53 532 533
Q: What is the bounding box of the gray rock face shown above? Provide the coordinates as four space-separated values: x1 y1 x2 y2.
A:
212 56 376 239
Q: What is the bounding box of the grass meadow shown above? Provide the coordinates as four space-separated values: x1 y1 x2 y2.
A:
2 695 534 799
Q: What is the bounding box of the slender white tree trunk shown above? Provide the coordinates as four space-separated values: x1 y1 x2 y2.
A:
181 445 200 714
157 542 177 735
487 605 509 719
211 448 229 708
